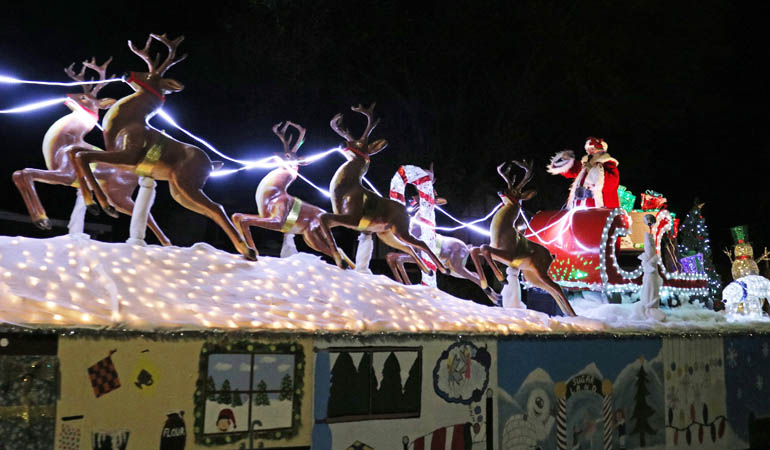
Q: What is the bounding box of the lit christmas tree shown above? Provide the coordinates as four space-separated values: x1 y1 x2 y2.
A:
677 199 722 303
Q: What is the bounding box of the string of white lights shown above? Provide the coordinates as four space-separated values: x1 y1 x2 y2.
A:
0 97 66 114
1 76 506 234
0 75 125 87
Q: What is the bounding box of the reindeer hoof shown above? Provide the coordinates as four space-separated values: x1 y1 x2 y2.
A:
86 203 100 216
34 218 52 230
244 248 258 261
102 205 119 219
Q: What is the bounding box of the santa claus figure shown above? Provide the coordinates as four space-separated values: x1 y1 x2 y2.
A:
546 137 619 209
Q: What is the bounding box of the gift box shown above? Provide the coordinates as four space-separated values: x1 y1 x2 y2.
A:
680 253 705 274
617 185 636 211
640 190 667 211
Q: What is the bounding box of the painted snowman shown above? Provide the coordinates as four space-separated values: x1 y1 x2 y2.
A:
501 388 555 450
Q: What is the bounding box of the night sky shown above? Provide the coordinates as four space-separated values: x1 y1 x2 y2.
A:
1 1 768 286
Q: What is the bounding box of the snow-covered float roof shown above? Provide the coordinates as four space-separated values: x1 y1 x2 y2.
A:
0 235 768 334
0 235 602 334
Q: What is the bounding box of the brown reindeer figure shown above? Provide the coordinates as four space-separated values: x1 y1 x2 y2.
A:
12 57 170 245
385 174 501 305
318 103 447 274
469 160 577 316
231 121 355 266
70 34 256 260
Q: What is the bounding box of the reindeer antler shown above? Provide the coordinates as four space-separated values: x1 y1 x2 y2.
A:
272 121 306 156
150 33 187 75
510 159 534 192
330 113 354 141
81 56 114 96
128 33 187 75
128 35 159 72
496 162 515 189
351 103 380 140
64 61 88 93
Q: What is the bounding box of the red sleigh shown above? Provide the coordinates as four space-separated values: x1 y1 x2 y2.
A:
524 207 709 297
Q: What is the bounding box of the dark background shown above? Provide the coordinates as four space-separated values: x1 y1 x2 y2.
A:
1 0 768 291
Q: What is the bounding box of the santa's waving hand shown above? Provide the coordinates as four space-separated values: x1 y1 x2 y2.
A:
547 137 619 209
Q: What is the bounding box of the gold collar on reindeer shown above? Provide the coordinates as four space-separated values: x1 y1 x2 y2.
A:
135 135 167 177
280 198 303 233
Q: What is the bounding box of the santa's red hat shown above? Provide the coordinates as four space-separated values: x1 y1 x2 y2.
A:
217 408 236 428
584 137 608 152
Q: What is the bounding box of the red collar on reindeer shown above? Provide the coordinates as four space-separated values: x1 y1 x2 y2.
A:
344 145 370 162
499 192 521 204
125 72 165 102
64 95 99 120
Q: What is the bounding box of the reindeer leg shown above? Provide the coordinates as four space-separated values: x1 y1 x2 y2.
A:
231 213 285 252
386 253 406 283
378 231 435 275
393 231 448 274
521 265 576 317
169 177 257 260
73 148 140 218
397 257 413 285
480 245 508 282
460 247 502 306
302 226 356 270
469 247 490 290
318 213 365 269
12 168 77 229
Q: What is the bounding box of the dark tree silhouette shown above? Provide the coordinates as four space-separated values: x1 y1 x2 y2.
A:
373 352 403 414
327 351 357 417
401 355 421 413
631 364 656 446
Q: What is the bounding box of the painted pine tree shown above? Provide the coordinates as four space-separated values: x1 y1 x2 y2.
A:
631 364 656 446
677 200 722 301
279 374 292 401
231 392 244 407
254 380 270 406
205 375 217 401
217 380 232 404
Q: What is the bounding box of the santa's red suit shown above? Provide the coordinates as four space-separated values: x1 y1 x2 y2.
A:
547 137 619 209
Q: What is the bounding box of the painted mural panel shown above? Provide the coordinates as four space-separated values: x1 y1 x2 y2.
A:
724 334 770 449
0 333 58 450
314 338 496 450
661 337 735 449
55 335 312 450
498 338 664 450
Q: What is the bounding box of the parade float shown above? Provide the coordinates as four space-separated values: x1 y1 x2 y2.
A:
1 34 770 450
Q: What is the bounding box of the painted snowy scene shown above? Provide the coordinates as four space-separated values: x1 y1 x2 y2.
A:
498 339 748 450
202 353 295 435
